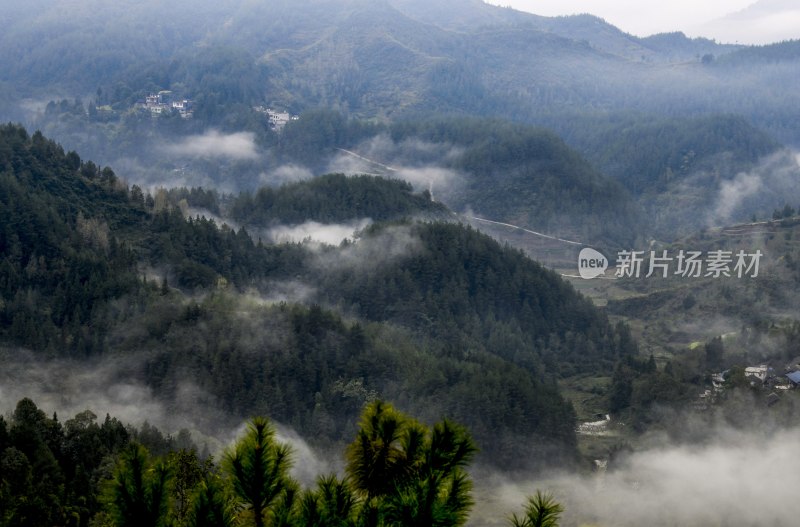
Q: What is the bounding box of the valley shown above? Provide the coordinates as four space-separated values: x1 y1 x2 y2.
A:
2 1 800 526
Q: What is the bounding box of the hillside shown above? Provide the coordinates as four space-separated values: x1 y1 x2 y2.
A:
2 0 797 250
4 0 799 241
228 173 449 226
533 113 794 238
0 124 640 468
3 0 800 145
384 118 643 246
599 217 800 357
560 114 780 194
3 2 800 524
554 212 800 433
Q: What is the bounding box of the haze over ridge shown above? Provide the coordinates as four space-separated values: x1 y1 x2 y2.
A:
488 0 797 44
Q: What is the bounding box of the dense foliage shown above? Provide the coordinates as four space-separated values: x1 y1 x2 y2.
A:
0 124 306 353
0 124 638 467
0 397 177 526
0 125 144 354
0 398 487 527
229 173 448 226
317 221 636 376
387 118 643 246
553 114 780 197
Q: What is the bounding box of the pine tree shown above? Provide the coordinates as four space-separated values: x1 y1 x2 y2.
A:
346 401 477 527
509 491 564 527
105 443 172 527
223 417 294 527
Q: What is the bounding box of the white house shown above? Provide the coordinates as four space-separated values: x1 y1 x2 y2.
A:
744 365 769 383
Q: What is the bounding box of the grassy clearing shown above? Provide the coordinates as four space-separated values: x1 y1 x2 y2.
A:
559 374 612 421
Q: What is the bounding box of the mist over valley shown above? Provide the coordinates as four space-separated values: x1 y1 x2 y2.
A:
2 1 800 525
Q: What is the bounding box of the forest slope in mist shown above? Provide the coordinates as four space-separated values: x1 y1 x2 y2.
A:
4 2 800 525
4 0 800 246
0 124 643 470
7 125 800 527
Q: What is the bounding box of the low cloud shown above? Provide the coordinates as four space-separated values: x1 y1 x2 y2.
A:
243 281 317 306
0 347 331 467
259 164 315 186
479 426 800 527
707 149 800 226
312 224 422 273
711 171 763 223
395 166 460 198
325 134 464 200
0 349 224 434
358 134 464 166
697 6 800 45
267 219 372 245
163 130 260 160
107 156 219 190
274 424 337 486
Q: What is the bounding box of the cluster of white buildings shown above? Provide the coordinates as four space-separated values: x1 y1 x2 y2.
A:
135 94 300 125
253 106 298 131
139 90 194 118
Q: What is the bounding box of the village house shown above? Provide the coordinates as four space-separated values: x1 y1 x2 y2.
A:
744 365 769 385
785 356 800 372
711 372 726 391
170 99 194 118
254 106 298 131
785 370 800 387
138 90 193 118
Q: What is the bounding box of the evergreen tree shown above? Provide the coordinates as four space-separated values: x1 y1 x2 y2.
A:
299 475 360 527
105 443 172 527
509 491 564 527
346 401 477 527
188 472 235 527
223 417 294 527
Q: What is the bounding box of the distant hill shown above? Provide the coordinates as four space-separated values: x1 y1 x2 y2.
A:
249 115 643 246
4 0 799 145
560 114 780 195
385 118 643 246
539 113 792 237
637 32 739 61
715 39 800 65
4 0 799 245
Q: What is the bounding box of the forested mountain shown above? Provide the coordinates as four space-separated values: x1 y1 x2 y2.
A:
386 118 642 246
29 103 642 244
540 113 790 235
0 124 636 469
229 173 449 226
4 2 800 525
1 0 796 246
3 0 798 244
3 0 799 143
555 114 780 196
